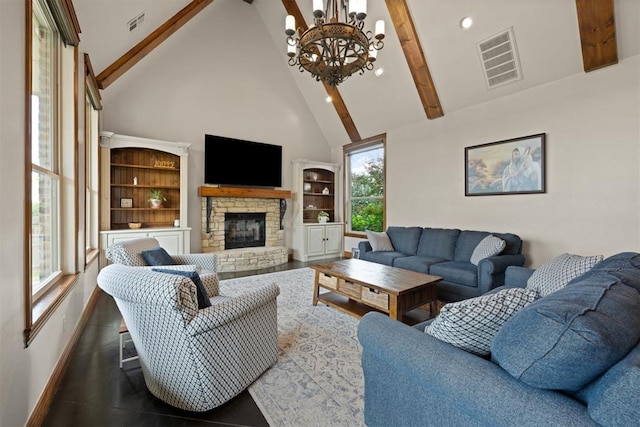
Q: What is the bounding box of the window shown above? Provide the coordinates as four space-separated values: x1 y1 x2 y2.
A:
25 0 81 346
84 54 101 261
31 0 62 300
343 135 386 235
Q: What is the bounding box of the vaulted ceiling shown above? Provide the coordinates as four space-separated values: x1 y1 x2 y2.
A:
74 0 639 145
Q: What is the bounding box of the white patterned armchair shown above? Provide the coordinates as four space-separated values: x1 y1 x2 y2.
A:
97 264 280 411
105 237 219 297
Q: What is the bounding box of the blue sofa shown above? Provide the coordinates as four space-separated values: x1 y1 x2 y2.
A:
357 252 640 426
358 226 525 301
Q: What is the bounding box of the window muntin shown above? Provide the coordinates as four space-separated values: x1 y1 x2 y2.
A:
344 137 385 234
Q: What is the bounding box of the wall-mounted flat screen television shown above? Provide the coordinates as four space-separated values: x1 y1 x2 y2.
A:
204 134 282 187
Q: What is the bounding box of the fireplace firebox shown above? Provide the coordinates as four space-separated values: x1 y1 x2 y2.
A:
224 213 266 249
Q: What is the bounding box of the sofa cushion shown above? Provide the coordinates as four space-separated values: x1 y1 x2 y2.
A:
492 272 640 392
386 226 422 255
573 251 640 293
470 235 506 266
430 262 478 287
152 268 212 309
360 250 407 267
453 231 490 262
141 246 177 266
416 228 460 260
575 344 640 426
526 253 603 297
366 230 395 251
426 287 538 356
392 255 448 274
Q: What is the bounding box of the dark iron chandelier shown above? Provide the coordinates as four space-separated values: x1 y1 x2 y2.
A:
285 0 385 87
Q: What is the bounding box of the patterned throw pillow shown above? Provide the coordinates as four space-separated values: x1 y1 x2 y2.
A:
425 287 539 356
366 230 395 252
526 253 604 297
470 235 506 265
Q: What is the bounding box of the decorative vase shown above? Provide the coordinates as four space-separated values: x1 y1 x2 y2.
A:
150 199 162 209
318 216 328 223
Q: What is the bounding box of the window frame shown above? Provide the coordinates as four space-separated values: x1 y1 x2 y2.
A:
84 54 101 266
343 134 386 237
24 0 81 347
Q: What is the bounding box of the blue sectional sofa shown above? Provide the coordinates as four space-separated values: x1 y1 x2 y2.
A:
357 252 640 426
358 226 525 301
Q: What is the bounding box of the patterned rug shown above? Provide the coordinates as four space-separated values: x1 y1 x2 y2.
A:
219 268 364 426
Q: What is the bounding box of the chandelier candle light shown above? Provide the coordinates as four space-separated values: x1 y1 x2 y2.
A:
285 0 385 87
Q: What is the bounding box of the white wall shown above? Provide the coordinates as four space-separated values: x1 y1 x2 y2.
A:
345 57 640 267
100 0 333 251
0 2 101 425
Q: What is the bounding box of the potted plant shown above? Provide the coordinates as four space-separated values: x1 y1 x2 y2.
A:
147 189 166 209
317 211 330 223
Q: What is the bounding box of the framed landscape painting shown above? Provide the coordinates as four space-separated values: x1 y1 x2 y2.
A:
465 133 546 196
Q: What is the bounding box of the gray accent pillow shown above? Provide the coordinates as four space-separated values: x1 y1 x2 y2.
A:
470 235 506 265
526 253 603 297
425 287 538 356
366 230 395 252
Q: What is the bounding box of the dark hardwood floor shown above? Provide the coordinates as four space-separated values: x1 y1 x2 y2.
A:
42 257 340 427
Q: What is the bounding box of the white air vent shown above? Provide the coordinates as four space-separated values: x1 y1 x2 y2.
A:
477 27 522 89
127 11 146 32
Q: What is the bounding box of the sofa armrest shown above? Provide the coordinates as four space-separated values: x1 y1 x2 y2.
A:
505 265 535 287
358 241 373 255
187 283 280 334
477 254 526 292
357 312 593 426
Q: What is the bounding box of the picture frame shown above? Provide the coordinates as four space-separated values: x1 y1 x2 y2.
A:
465 133 546 196
120 198 133 208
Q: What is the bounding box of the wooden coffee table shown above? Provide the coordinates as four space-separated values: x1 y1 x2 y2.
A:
311 259 442 325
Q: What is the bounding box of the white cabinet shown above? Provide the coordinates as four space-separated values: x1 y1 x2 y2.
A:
100 228 191 267
293 223 343 261
291 159 344 261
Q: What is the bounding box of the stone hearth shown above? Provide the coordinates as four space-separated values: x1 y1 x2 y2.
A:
199 187 291 272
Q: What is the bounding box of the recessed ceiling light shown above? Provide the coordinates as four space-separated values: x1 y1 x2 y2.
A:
460 17 473 30
325 96 332 103
374 67 384 77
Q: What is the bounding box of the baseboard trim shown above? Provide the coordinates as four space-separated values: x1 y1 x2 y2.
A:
26 286 102 427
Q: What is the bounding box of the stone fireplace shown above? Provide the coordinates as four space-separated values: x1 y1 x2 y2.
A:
199 187 291 272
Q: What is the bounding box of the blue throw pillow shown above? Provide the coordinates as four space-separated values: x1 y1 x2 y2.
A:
152 268 212 309
491 272 640 392
141 247 177 266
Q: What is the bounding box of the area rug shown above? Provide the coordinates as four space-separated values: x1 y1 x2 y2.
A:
219 268 364 426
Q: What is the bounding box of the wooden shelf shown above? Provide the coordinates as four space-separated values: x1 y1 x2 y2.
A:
111 208 180 211
111 184 180 189
109 147 183 229
304 179 333 184
112 163 179 171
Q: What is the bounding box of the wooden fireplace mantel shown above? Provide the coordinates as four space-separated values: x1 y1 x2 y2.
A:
198 186 291 199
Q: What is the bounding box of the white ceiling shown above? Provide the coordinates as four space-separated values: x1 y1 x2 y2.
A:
74 0 640 145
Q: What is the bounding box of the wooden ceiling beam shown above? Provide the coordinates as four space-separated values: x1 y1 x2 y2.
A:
281 0 361 142
575 0 618 72
96 0 214 89
385 0 443 119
